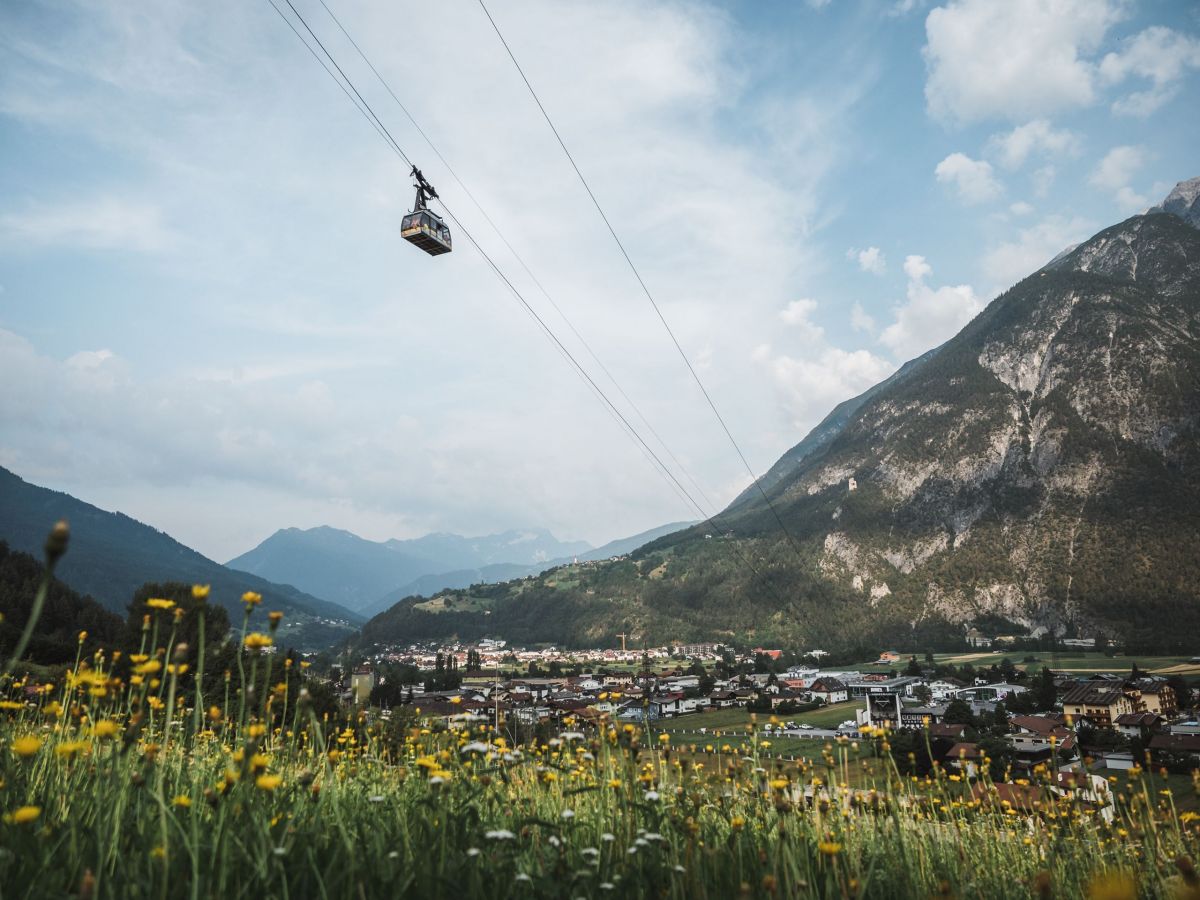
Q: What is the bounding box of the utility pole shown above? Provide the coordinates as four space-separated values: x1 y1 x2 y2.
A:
617 632 628 654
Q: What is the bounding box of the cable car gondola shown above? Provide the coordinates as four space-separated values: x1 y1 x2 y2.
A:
400 166 452 256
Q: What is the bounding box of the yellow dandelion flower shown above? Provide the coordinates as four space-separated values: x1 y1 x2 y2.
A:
818 841 842 856
256 774 283 791
242 591 263 607
92 720 120 740
11 735 41 757
173 795 192 808
134 660 162 676
146 598 175 610
192 584 210 601
243 633 273 650
5 805 41 825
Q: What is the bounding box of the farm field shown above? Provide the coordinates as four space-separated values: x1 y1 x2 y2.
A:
925 651 1197 674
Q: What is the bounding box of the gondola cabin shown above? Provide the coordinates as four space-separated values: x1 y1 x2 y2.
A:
402 165 452 256
401 209 452 256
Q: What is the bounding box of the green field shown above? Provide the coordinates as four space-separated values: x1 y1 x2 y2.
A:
652 700 865 739
927 651 1199 675
855 651 1199 677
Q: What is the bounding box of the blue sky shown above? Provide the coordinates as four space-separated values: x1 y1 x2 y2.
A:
1 0 1198 561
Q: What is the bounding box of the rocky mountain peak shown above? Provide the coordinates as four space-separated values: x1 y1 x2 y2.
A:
1151 176 1200 228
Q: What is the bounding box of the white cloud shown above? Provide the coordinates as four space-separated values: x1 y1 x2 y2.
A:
1009 201 1034 216
847 245 886 274
779 299 824 342
982 215 1095 286
902 254 932 281
988 120 1081 170
850 302 876 334
889 0 926 17
879 255 982 359
935 153 1002 204
1089 146 1149 212
1100 26 1200 116
923 0 1125 124
756 345 894 430
0 197 176 253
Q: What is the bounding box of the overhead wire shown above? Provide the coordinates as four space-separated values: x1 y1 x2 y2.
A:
475 0 807 560
272 0 693 515
314 0 721 519
264 0 789 599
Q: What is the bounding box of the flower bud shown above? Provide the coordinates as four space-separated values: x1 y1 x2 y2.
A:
45 519 70 564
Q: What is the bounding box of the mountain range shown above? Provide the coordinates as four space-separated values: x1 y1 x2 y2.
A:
359 177 1200 654
226 521 694 617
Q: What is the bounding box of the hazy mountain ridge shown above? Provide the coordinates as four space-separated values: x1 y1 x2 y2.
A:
362 180 1200 653
227 526 593 613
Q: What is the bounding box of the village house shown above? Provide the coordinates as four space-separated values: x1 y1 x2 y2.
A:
1148 733 1200 766
1053 771 1116 823
1061 682 1133 727
1114 711 1163 740
707 689 740 708
808 677 849 704
927 679 966 701
1129 678 1178 717
945 742 982 778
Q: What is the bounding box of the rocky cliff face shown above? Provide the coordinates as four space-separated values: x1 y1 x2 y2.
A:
717 180 1200 645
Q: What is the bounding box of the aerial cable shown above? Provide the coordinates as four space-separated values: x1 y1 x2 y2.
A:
315 0 720 518
280 0 413 168
265 0 789 606
269 0 690 511
265 0 390 149
475 0 806 559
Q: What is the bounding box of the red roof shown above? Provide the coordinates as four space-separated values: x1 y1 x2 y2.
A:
928 723 967 740
1010 715 1063 736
